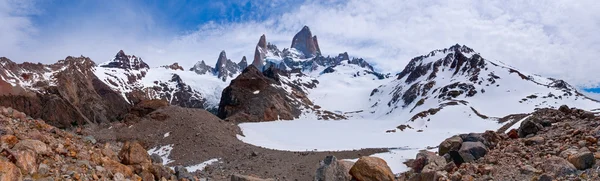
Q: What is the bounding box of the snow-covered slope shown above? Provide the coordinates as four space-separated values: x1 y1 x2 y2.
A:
367 44 599 127
94 50 232 110
235 44 600 174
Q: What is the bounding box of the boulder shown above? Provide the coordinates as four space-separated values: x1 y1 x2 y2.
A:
15 150 37 174
457 141 488 162
518 117 543 138
13 139 49 155
140 170 155 181
523 136 545 146
438 135 462 156
150 154 163 164
567 151 595 170
349 156 395 181
558 105 571 114
539 156 576 177
230 174 275 181
315 156 353 181
0 159 22 181
507 129 519 139
406 151 448 180
119 141 151 165
102 157 134 177
174 166 195 181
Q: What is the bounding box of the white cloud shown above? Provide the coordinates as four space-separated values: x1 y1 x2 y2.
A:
1 0 599 88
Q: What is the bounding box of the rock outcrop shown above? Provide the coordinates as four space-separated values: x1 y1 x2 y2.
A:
217 65 303 122
290 26 321 58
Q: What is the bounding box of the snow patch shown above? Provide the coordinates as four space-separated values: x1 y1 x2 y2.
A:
185 158 220 172
147 144 174 165
163 132 170 138
253 90 260 94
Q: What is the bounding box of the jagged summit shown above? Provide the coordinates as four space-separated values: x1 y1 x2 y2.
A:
253 34 268 71
100 50 149 70
238 56 248 70
290 25 321 58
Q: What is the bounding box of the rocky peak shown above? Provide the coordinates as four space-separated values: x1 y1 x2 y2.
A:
253 35 268 71
100 50 149 70
397 44 483 84
290 26 321 58
238 56 248 70
214 51 241 81
190 60 214 75
215 51 228 71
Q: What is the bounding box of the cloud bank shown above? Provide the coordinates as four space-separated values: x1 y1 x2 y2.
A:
1 0 599 88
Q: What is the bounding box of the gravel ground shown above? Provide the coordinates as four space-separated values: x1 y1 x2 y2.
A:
90 106 386 180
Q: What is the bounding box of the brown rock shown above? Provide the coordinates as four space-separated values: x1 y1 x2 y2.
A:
13 139 49 155
149 164 172 179
439 135 463 156
140 170 155 181
349 156 395 181
567 151 595 170
119 141 151 165
102 157 133 177
539 156 576 177
0 159 22 181
15 150 37 174
1 135 18 148
507 129 519 139
523 136 545 146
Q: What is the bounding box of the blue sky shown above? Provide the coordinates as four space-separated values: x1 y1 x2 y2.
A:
30 0 305 34
1 0 599 96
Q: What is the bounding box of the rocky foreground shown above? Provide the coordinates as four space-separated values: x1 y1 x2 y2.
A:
400 105 600 181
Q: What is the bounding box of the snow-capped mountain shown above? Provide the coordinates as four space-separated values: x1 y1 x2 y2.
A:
190 50 246 81
94 50 229 111
365 44 599 129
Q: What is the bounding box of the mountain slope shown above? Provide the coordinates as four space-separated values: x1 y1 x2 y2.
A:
94 50 231 111
234 44 600 174
367 44 599 127
0 56 130 128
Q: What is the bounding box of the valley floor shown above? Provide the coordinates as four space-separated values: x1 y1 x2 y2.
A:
88 106 385 180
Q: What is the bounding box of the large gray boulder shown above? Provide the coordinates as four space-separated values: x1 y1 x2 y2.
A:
314 156 353 181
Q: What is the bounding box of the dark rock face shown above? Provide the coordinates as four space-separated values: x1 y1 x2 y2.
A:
238 56 248 70
290 26 321 58
214 51 242 81
100 50 149 70
217 65 305 122
0 56 130 128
